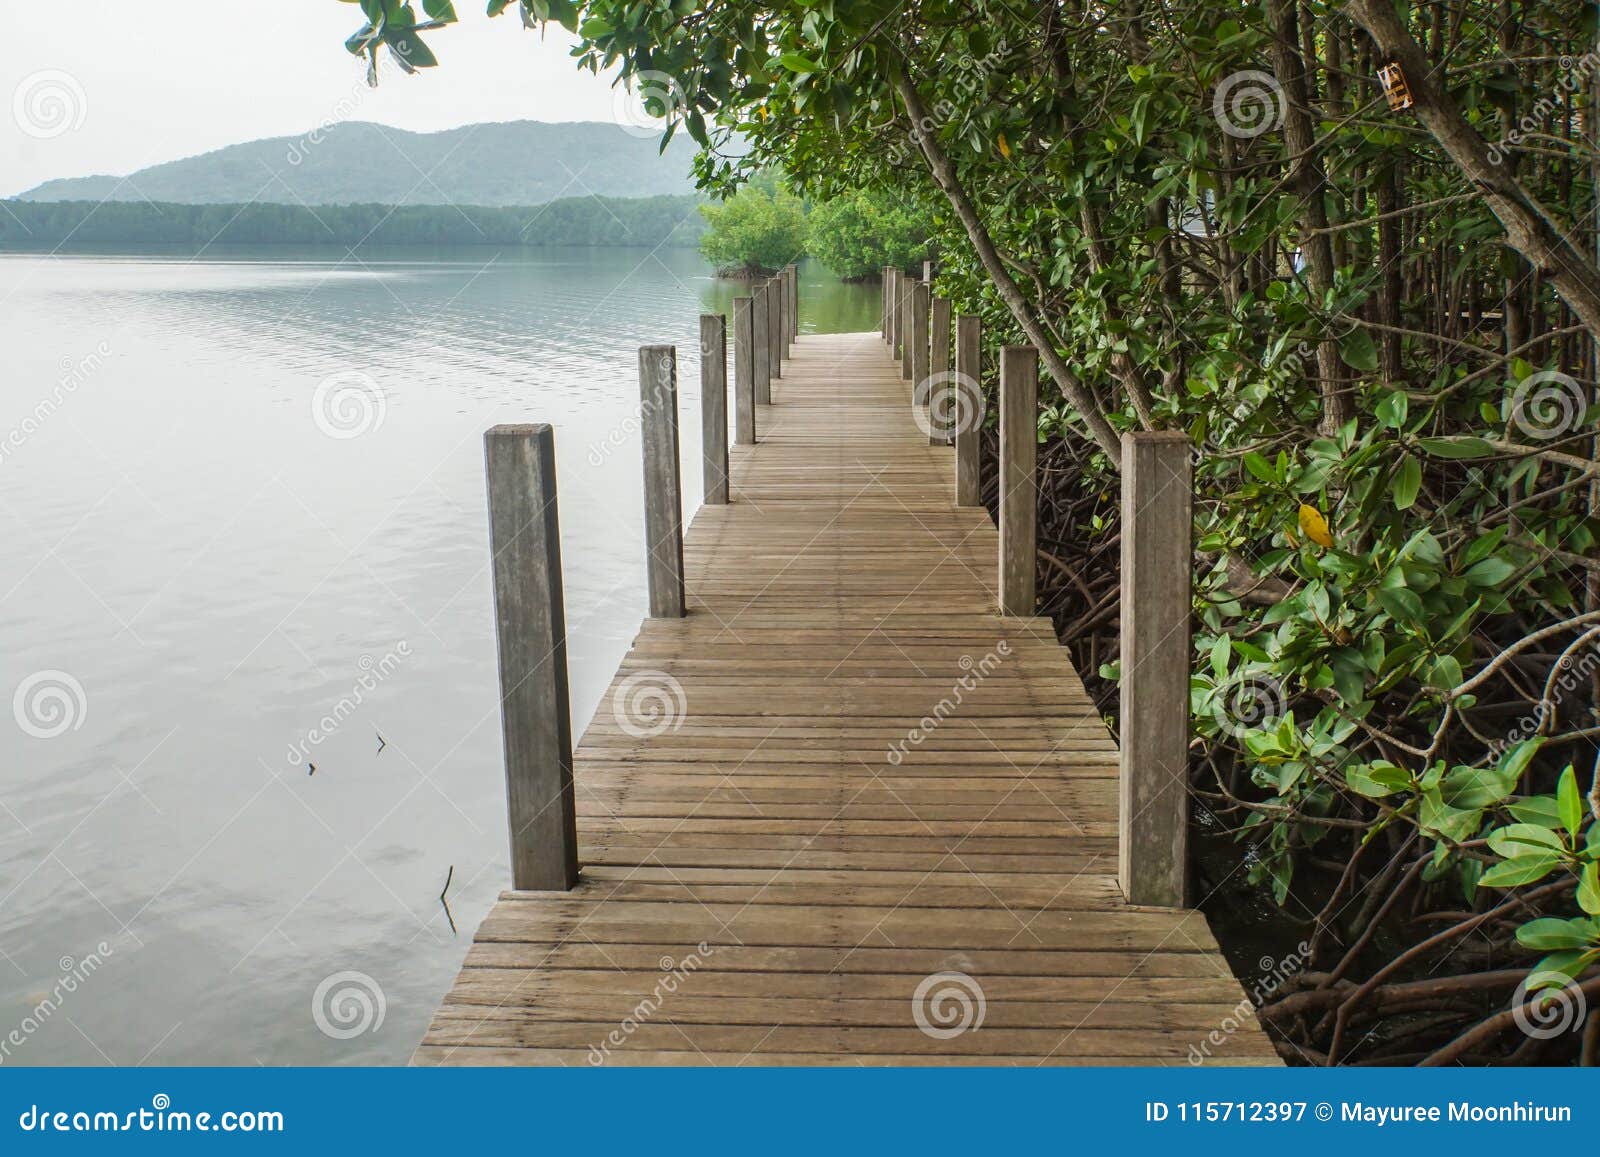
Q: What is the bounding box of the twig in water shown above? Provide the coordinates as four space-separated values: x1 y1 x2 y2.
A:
439 865 457 935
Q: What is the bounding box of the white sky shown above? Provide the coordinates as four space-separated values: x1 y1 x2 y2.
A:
3 2 623 197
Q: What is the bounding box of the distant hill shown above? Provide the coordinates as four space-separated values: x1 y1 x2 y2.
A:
17 120 701 207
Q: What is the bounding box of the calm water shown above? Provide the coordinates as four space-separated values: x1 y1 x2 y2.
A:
0 247 877 1065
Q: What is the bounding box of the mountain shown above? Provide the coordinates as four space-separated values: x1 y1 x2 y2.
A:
17 120 701 207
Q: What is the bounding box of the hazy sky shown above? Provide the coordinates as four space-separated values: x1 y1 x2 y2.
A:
4 2 625 196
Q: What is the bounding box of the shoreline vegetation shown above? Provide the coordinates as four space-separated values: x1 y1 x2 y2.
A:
0 194 707 250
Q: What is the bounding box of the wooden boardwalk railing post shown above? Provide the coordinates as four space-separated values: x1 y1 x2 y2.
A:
997 345 1038 616
639 345 686 619
483 423 579 892
700 314 729 505
929 295 952 447
1119 431 1194 908
767 276 783 380
733 296 756 446
753 282 771 405
955 315 983 506
886 268 899 353
900 277 915 381
912 280 931 424
785 263 799 343
881 266 891 341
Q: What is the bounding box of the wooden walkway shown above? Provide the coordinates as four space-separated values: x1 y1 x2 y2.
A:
415 332 1276 1066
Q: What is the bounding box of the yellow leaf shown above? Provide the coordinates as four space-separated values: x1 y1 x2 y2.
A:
1297 504 1335 549
997 132 1011 159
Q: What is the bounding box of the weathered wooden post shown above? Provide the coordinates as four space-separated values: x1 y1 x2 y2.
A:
767 276 783 380
922 259 933 282
780 264 793 345
753 281 772 405
886 268 899 353
639 345 686 619
900 278 915 381
1119 431 1194 908
997 346 1037 616
785 263 799 344
929 295 952 446
881 266 891 340
733 296 756 446
955 315 983 507
484 423 579 891
912 281 931 422
701 314 728 505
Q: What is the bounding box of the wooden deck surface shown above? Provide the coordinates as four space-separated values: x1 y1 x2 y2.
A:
415 332 1277 1066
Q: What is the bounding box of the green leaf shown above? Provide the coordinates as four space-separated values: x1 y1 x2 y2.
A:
1557 765 1585 835
1515 917 1599 951
1579 862 1600 917
1479 854 1563 888
1507 796 1565 829
1464 555 1516 587
1339 328 1378 373
778 53 822 74
1393 454 1421 509
1376 587 1423 623
1485 823 1566 857
1418 436 1496 459
1346 761 1410 799
422 0 458 19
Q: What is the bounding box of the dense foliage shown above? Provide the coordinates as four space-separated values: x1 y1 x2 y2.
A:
336 0 1600 1064
806 188 933 280
0 196 706 249
696 182 807 274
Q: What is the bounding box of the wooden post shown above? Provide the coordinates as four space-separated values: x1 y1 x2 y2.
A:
484 423 579 892
881 267 891 339
886 268 899 353
785 263 799 343
700 314 728 505
922 259 933 282
753 281 771 405
1119 431 1194 908
767 277 783 380
900 278 914 381
912 281 931 424
997 346 1037 617
929 295 952 446
639 345 685 619
733 296 756 446
955 315 983 507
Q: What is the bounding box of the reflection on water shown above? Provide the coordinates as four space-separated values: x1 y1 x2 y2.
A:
0 247 877 1065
